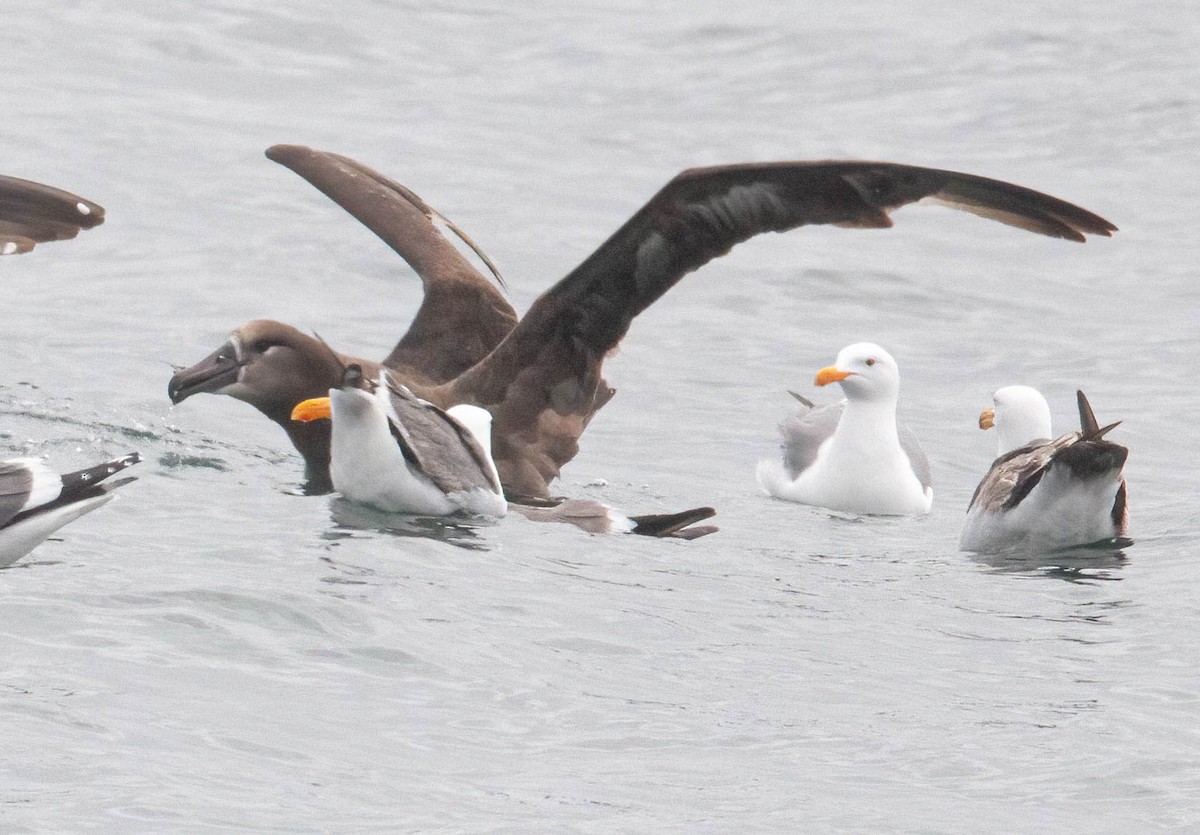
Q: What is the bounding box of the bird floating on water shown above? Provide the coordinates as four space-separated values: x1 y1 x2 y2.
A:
168 145 1116 503
292 363 508 518
292 362 717 538
757 342 932 515
0 453 139 567
960 388 1128 552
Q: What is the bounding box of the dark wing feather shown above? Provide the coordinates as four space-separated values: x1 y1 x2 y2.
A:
4 454 139 528
441 161 1115 498
384 378 500 495
264 145 518 384
967 421 1127 515
0 175 105 254
1076 389 1122 440
966 438 1065 513
1055 391 1128 479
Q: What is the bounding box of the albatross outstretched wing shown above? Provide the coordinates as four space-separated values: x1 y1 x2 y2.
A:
0 175 105 254
265 145 518 384
438 161 1116 498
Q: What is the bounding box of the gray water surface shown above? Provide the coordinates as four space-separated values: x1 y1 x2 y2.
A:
3 1 1199 831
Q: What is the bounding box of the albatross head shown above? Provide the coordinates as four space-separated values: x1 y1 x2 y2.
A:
168 320 348 420
813 342 901 403
982 385 1053 456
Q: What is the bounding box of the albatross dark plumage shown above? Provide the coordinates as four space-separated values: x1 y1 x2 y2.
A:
0 175 105 254
168 145 1116 503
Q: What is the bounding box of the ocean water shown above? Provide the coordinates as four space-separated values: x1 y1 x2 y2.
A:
2 1 1199 830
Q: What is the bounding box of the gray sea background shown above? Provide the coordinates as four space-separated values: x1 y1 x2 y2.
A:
3 1 1199 831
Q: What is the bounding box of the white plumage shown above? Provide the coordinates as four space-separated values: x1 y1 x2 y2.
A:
757 342 932 516
300 365 507 518
960 388 1128 552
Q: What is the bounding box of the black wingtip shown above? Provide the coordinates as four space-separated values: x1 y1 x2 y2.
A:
1077 390 1100 436
629 506 718 539
59 453 141 498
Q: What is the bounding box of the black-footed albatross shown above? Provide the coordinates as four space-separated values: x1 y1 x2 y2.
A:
0 175 105 254
169 145 1116 503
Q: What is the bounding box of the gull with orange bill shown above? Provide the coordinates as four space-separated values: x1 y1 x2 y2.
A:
960 387 1128 552
757 342 932 516
292 363 717 537
292 364 508 518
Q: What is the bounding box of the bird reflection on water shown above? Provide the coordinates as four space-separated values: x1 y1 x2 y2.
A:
324 496 496 552
967 539 1131 584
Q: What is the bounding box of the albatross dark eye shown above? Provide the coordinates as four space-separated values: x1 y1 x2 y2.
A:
866 357 877 367
250 339 275 354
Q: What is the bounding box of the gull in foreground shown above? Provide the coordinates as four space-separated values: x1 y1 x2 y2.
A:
292 364 717 538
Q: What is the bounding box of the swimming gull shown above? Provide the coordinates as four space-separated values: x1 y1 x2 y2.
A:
292 361 716 537
758 342 932 515
960 388 1128 552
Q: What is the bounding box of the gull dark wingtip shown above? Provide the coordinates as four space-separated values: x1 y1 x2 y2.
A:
1076 389 1101 437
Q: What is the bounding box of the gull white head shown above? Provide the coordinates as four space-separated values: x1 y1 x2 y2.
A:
814 342 901 403
980 385 1052 456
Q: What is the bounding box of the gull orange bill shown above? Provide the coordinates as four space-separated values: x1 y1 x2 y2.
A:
291 397 332 422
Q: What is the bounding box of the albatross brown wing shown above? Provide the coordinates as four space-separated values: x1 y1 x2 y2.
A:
437 161 1116 498
265 145 518 384
0 175 105 254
